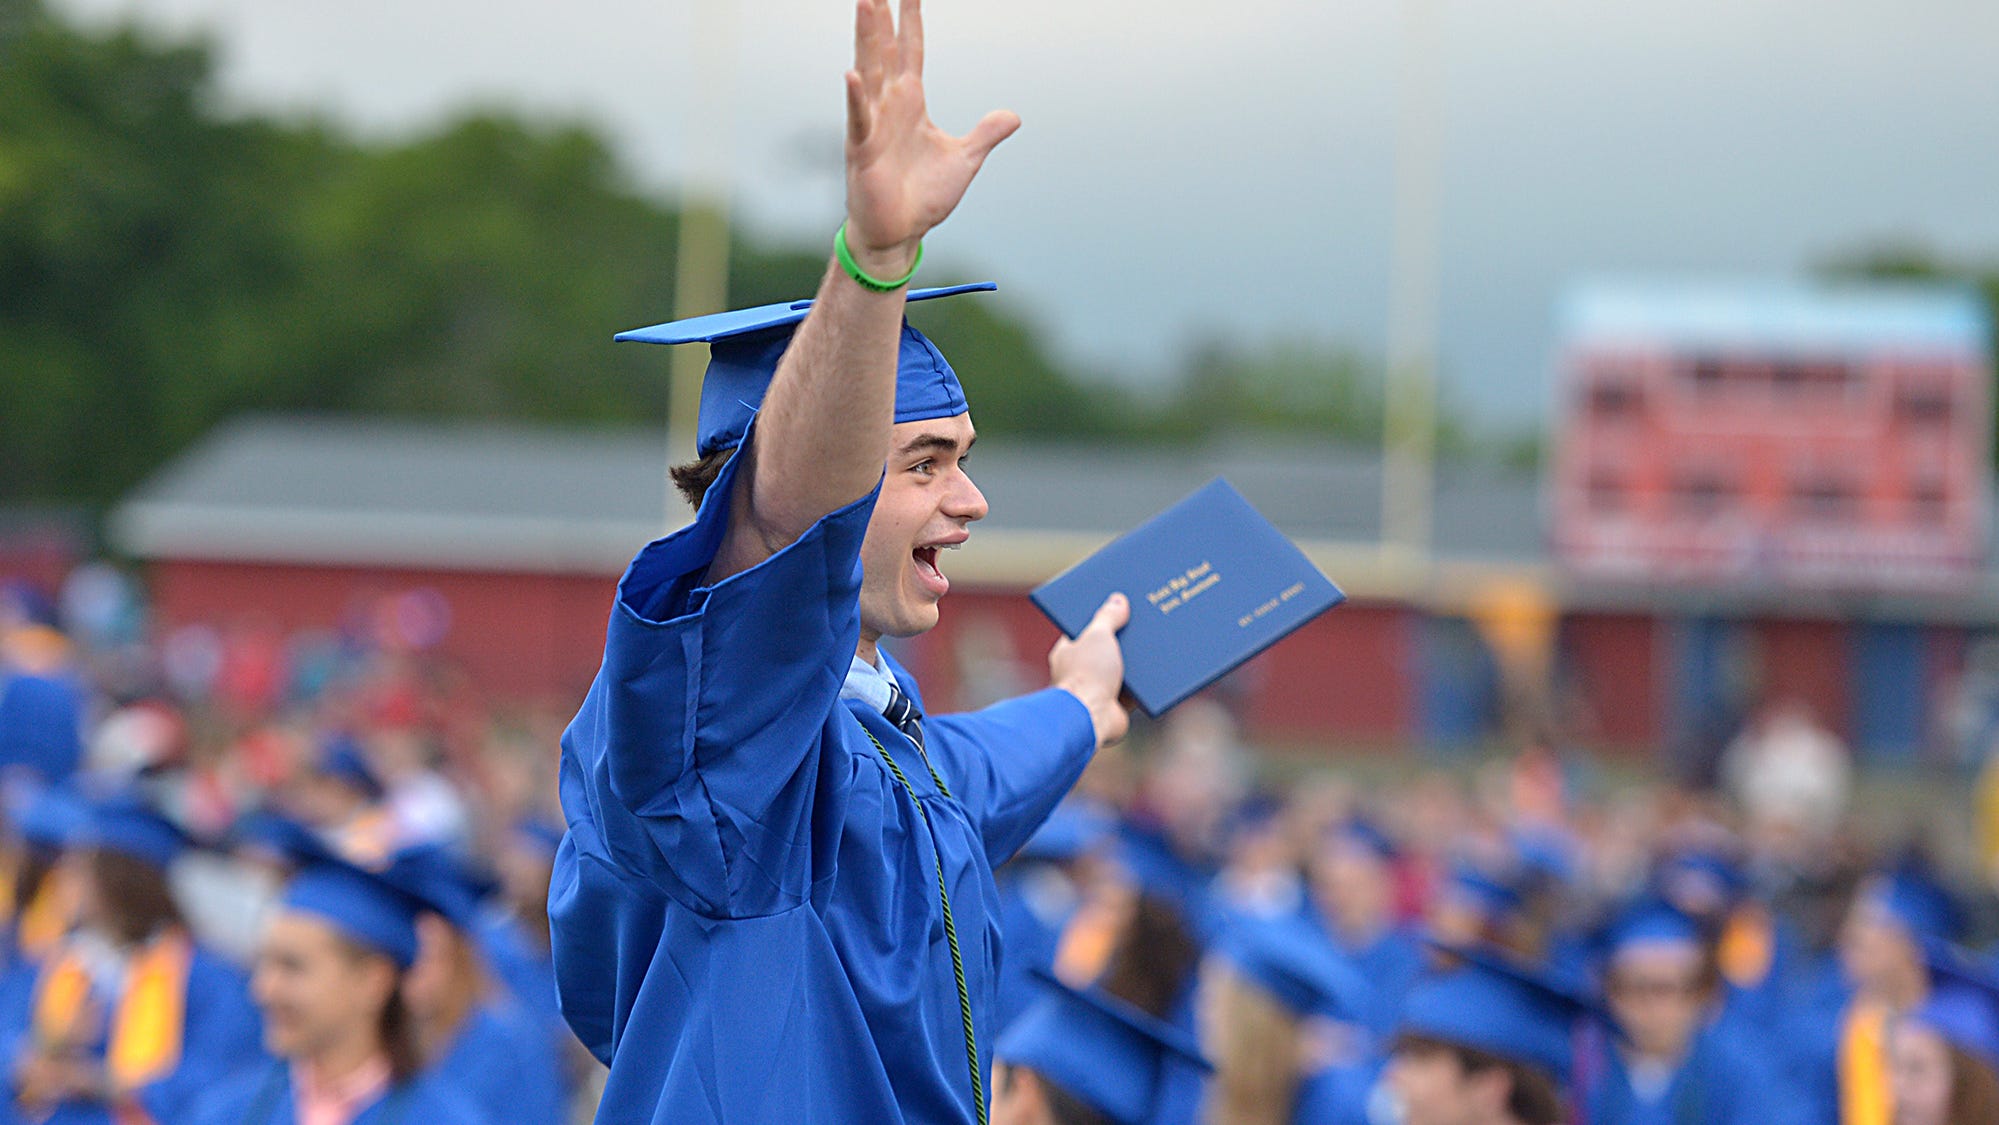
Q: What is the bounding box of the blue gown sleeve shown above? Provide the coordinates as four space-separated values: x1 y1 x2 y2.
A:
131 950 265 1123
562 425 879 918
920 688 1097 868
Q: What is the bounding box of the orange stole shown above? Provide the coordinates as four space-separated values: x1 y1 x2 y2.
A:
1838 1000 1892 1125
31 931 193 1096
1718 904 1775 990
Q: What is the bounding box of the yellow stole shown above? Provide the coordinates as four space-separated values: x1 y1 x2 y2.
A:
30 931 193 1098
1838 1000 1892 1125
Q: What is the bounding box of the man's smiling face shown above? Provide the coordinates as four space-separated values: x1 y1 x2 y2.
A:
858 412 988 646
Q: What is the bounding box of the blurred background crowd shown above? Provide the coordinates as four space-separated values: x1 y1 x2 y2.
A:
9 552 1999 1123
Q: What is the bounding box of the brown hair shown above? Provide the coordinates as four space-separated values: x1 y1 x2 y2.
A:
1394 1034 1565 1125
329 934 423 1084
670 446 736 510
87 849 184 945
1948 1045 1999 1125
1096 894 1202 1019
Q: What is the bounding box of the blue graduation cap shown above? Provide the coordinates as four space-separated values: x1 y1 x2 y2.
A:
314 734 385 801
615 283 996 456
4 780 88 851
510 816 564 861
375 844 497 933
1861 867 1963 945
1442 859 1527 924
1602 898 1705 957
1654 848 1750 915
1398 942 1604 1085
993 970 1211 1125
281 859 426 970
1909 942 1999 1068
1213 915 1368 1019
1327 816 1398 863
77 791 187 870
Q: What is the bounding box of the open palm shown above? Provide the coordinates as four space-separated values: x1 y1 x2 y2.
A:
843 0 1018 269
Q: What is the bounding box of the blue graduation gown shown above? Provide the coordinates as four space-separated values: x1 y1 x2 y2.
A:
550 448 1099 1125
424 999 564 1125
1579 1021 1786 1125
188 1061 485 1125
0 943 262 1125
472 909 566 1052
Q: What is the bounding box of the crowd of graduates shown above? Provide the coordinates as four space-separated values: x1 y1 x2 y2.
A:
0 573 581 1123
8 563 1999 1125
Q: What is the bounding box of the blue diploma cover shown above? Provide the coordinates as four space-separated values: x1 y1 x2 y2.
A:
1031 478 1346 717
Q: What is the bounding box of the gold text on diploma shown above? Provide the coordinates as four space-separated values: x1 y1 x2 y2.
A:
1237 582 1308 628
1147 562 1219 615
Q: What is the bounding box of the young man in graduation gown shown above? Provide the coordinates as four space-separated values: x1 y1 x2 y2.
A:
548 1 1131 1121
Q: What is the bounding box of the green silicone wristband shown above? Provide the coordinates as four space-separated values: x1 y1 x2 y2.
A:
835 223 923 292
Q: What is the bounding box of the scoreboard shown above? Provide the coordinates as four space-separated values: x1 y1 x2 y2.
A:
1548 282 1994 591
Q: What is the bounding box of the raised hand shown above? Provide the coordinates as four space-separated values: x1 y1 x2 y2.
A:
843 0 1019 277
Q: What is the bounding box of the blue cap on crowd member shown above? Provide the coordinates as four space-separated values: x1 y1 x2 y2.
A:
615 283 996 457
1655 848 1750 915
1213 915 1368 1020
1329 815 1398 863
994 970 1212 1125
281 858 426 970
378 844 498 933
78 792 187 870
1398 942 1605 1085
1863 866 1963 945
315 734 385 801
510 816 564 861
1601 899 1705 957
1511 827 1577 888
1908 942 1999 1067
1015 801 1111 865
5 779 88 851
1445 859 1527 923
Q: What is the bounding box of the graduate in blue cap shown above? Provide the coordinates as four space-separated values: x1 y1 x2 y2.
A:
548 1 1132 1120
1306 817 1424 1047
391 847 566 1125
991 971 1211 1125
1783 865 1965 1125
0 793 260 1124
1202 914 1374 1125
469 818 565 1050
1887 944 1999 1125
1576 899 1781 1125
188 851 481 1125
1385 943 1599 1125
0 587 84 783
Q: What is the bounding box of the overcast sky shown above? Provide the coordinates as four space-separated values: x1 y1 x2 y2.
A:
60 0 1999 428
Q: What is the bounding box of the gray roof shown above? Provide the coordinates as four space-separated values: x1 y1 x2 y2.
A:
110 415 1544 582
110 415 1999 621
